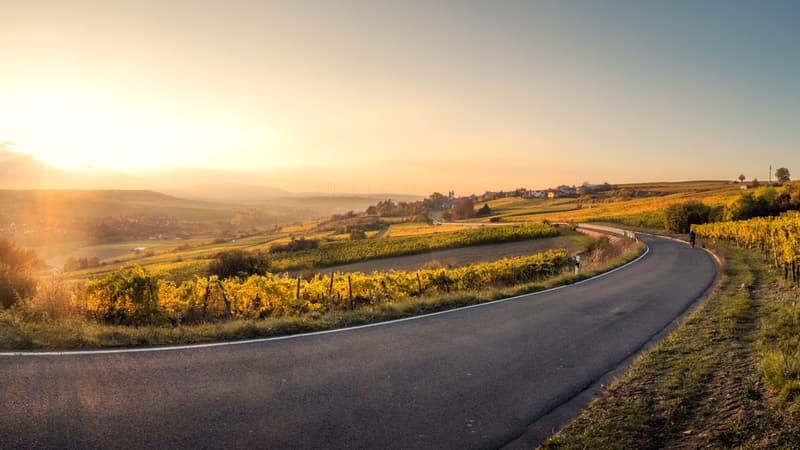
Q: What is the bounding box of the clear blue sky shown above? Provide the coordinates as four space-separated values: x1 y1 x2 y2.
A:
1 0 798 193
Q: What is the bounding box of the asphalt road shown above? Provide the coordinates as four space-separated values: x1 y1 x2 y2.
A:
0 234 717 449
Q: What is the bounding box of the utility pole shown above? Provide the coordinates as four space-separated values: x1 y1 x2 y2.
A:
769 165 772 184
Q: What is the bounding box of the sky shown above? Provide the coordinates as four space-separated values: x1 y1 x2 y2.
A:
1 0 799 195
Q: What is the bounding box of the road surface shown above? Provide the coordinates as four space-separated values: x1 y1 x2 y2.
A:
0 234 717 449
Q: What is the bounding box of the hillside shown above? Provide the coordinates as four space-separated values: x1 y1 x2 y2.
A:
0 189 238 223
477 181 744 228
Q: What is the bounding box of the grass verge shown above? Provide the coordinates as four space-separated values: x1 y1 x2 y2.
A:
0 240 644 350
540 242 800 449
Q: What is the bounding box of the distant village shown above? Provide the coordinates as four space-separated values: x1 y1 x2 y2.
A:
475 183 615 202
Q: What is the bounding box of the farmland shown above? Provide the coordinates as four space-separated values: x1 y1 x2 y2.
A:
478 181 742 228
28 181 744 282
6 179 800 445
3 180 794 352
1 182 661 349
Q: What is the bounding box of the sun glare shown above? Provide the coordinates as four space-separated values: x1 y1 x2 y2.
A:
0 83 263 172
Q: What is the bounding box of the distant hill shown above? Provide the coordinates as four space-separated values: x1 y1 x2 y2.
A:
0 189 239 223
164 183 291 204
0 188 425 234
0 145 65 188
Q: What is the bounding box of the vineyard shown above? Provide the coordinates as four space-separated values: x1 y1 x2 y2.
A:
694 211 800 284
86 249 573 325
268 222 558 271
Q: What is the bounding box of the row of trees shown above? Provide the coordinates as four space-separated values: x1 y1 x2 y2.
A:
737 167 791 185
663 182 800 233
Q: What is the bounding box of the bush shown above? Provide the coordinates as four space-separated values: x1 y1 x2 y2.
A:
723 185 800 221
86 265 165 325
208 250 268 279
0 266 36 309
0 238 39 308
476 203 492 217
20 277 84 321
269 238 320 254
664 201 712 233
349 229 367 240
450 198 477 220
63 256 102 272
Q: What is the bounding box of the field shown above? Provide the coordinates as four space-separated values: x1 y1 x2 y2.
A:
7 179 800 444
51 222 557 283
540 206 800 447
542 240 800 448
5 180 800 445
29 181 745 284
479 181 742 228
1 186 654 348
314 231 591 275
1 235 644 349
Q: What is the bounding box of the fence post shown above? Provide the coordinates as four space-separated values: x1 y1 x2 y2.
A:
216 280 232 319
416 272 422 296
202 282 210 320
296 277 301 301
348 275 353 310
328 274 335 303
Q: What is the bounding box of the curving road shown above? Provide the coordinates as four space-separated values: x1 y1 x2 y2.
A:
0 234 717 449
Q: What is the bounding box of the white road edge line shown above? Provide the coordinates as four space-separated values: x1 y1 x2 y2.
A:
1 237 652 357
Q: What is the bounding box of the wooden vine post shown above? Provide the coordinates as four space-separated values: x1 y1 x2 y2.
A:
216 280 232 319
348 275 353 310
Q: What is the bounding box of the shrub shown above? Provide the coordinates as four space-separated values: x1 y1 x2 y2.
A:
208 250 268 279
476 203 492 217
0 238 39 308
86 265 165 325
664 201 712 233
269 238 320 254
450 198 477 220
20 277 84 321
349 229 367 240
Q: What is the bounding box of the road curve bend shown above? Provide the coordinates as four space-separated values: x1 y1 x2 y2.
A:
1 234 718 449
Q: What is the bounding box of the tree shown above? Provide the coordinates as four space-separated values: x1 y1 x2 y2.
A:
775 167 791 183
738 174 746 183
450 198 477 220
476 203 492 217
664 201 712 233
349 229 367 240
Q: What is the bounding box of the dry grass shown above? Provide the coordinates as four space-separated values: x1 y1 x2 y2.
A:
0 237 644 350
540 243 800 449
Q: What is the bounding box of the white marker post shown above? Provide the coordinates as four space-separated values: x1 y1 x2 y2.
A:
575 254 581 275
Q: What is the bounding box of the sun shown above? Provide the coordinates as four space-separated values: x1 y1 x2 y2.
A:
0 82 260 172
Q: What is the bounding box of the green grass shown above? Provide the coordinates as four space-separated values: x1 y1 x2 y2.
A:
0 239 645 350
541 242 800 449
267 223 559 271
756 272 800 420
61 234 285 280
385 222 467 237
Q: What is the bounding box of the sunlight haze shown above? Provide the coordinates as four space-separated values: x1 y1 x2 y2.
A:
2 0 799 193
